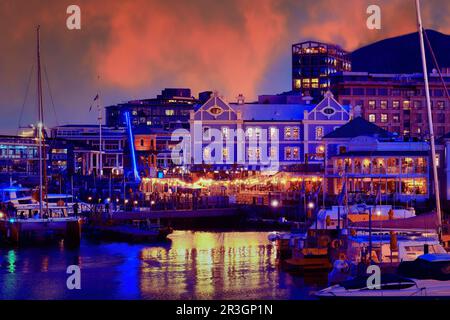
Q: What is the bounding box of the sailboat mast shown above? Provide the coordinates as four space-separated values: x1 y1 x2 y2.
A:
415 0 442 238
37 25 44 215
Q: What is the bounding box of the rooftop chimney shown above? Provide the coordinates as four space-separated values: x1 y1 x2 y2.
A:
237 94 245 105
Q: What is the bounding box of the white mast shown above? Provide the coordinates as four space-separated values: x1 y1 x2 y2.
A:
37 25 44 215
98 94 103 177
415 0 442 238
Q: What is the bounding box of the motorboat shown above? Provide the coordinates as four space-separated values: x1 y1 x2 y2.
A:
316 253 450 298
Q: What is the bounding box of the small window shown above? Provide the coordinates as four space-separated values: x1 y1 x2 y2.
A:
393 101 400 109
315 127 324 140
285 127 292 139
369 114 376 123
284 147 292 160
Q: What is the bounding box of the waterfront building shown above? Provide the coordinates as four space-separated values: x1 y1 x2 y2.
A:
437 132 450 208
323 116 430 203
292 41 351 102
186 91 351 171
0 135 40 180
133 127 158 177
51 125 126 176
105 88 197 130
331 70 450 137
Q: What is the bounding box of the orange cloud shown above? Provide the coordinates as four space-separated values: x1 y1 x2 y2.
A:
92 0 287 100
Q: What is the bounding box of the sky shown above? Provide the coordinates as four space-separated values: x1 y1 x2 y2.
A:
1 0 450 133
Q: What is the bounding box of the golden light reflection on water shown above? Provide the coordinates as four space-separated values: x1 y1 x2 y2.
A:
139 231 279 299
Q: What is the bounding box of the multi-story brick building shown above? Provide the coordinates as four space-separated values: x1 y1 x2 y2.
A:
331 70 450 138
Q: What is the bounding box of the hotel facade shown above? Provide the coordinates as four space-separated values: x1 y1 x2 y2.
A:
323 117 430 203
185 91 351 171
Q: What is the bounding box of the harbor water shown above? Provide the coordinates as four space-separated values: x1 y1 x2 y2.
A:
0 231 325 300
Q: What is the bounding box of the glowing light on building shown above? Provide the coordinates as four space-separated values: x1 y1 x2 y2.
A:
125 111 141 182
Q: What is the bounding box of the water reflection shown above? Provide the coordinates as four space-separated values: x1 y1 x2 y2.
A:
0 231 318 300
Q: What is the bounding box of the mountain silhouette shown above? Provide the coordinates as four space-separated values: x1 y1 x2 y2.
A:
351 29 450 73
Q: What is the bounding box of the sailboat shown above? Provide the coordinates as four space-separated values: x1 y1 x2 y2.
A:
0 26 81 246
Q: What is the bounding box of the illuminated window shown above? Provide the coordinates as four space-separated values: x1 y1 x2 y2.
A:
246 127 254 138
248 147 260 160
380 101 387 109
315 127 324 140
284 127 292 139
270 147 277 159
269 127 278 139
292 147 299 160
294 79 301 89
292 127 300 139
203 147 211 160
381 114 388 123
403 101 411 110
255 127 262 139
284 147 292 160
393 101 400 109
311 78 319 89
369 114 376 123
165 109 175 116
223 148 229 160
368 100 376 109
393 114 400 122
221 127 229 139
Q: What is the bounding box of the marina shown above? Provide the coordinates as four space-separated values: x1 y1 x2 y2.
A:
3 0 450 306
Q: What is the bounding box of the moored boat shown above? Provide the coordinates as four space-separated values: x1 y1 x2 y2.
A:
316 253 450 298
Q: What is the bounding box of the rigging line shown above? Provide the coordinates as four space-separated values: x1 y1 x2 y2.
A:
17 64 35 135
43 64 60 127
423 30 450 113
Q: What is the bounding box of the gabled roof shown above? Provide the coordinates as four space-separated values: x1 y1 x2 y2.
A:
323 116 393 139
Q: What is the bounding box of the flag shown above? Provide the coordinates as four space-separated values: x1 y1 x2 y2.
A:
337 182 347 206
89 94 99 112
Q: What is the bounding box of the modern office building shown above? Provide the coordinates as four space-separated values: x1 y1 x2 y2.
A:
292 41 351 102
331 70 450 138
105 88 197 131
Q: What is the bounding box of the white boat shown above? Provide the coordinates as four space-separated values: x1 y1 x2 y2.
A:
1 189 90 217
311 204 416 230
317 253 450 298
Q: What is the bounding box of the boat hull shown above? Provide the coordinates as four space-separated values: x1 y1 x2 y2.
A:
0 218 81 247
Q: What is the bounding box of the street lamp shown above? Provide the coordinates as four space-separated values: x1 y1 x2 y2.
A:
271 199 279 208
308 201 315 209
